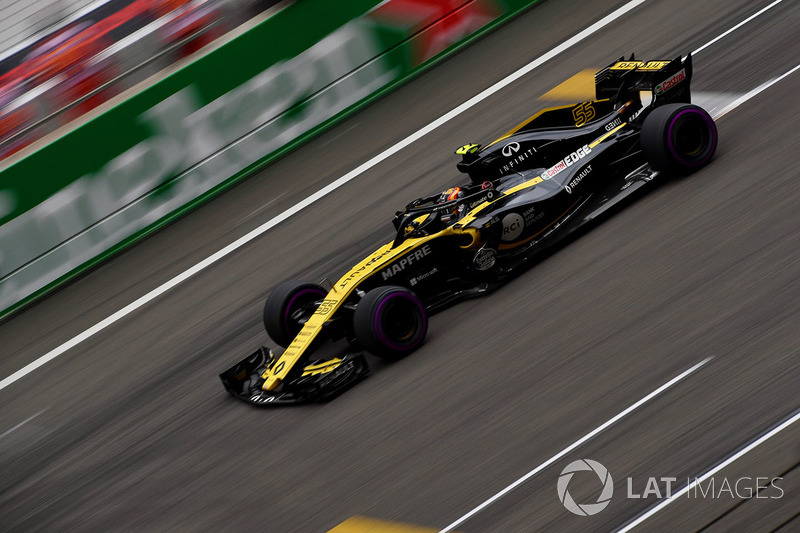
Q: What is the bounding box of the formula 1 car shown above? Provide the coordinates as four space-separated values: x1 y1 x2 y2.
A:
220 53 717 405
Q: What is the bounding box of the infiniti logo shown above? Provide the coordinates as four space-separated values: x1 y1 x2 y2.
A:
501 142 520 157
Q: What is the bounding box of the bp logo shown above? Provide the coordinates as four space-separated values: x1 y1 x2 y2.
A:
557 459 613 516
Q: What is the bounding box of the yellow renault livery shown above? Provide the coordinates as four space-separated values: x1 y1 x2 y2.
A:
220 54 717 405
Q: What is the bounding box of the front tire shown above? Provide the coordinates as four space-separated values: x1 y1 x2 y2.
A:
353 286 428 360
263 280 326 347
640 103 717 173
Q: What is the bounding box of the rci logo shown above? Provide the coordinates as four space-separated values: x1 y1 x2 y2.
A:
500 213 524 242
557 459 614 516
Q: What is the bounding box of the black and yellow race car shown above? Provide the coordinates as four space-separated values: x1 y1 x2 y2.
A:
220 54 717 405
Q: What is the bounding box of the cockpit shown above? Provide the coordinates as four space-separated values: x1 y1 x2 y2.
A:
391 181 499 247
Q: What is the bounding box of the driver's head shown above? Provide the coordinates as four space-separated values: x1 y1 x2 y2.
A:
438 187 463 203
438 187 465 223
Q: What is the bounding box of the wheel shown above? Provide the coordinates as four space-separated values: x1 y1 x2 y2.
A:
263 280 326 347
640 103 717 173
353 286 428 359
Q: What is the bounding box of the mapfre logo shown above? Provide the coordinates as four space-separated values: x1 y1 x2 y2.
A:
381 245 432 280
557 459 614 516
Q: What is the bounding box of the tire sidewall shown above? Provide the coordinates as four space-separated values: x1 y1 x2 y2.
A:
263 281 326 347
354 286 428 359
640 103 718 173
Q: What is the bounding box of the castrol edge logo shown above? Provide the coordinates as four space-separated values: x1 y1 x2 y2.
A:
655 68 686 95
541 145 591 180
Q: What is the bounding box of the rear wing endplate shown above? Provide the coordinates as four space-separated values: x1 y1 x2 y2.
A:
595 53 693 106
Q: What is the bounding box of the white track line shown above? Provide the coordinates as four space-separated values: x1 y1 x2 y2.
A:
0 0 650 392
691 0 787 56
0 0 789 391
715 62 800 118
617 408 800 532
438 358 713 533
0 409 46 441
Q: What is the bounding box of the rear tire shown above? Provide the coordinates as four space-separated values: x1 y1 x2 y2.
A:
263 280 326 347
640 103 717 173
353 286 428 360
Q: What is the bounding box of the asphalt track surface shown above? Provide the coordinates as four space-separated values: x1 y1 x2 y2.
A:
2 0 800 531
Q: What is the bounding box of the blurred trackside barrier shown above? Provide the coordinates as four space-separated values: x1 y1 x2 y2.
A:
0 0 542 320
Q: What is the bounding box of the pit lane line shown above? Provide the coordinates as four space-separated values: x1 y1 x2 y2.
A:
616 407 800 532
0 0 651 392
0 0 786 392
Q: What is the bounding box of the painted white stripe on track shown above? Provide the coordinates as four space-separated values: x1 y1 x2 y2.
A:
0 409 47 441
714 62 800 119
616 408 800 532
0 0 650 392
438 358 713 533
691 0 788 56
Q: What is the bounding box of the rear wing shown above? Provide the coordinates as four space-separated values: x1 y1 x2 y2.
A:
595 53 692 107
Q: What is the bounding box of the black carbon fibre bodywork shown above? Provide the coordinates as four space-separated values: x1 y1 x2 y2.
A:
220 54 713 406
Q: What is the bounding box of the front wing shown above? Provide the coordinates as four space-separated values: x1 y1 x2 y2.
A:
219 347 369 406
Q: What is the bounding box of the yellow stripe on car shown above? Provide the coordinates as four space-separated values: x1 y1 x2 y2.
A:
301 358 344 377
485 104 576 147
262 227 469 390
539 69 598 101
263 118 628 391
589 122 626 147
460 122 624 226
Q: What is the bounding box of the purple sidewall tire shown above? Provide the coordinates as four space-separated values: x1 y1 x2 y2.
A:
263 281 326 347
354 286 428 360
641 103 718 173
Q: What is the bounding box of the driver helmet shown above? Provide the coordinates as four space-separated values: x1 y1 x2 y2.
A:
438 187 463 203
438 187 465 223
